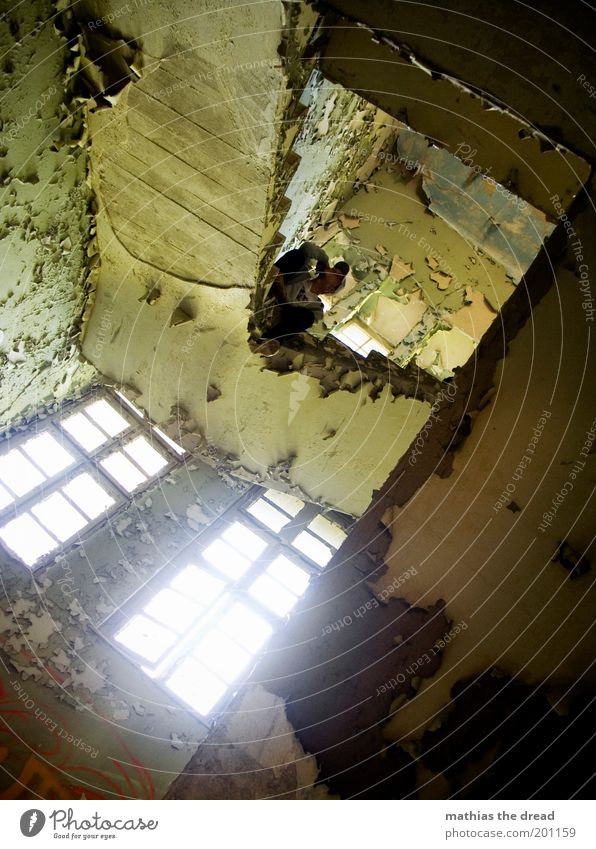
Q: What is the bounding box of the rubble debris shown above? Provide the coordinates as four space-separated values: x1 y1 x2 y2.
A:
552 540 591 580
170 732 185 750
338 213 361 229
206 384 221 402
389 255 414 282
170 304 193 327
430 270 452 290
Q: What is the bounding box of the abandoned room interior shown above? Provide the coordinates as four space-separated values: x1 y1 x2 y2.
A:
0 0 594 801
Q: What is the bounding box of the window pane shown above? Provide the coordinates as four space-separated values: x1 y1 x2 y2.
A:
308 515 347 549
62 473 115 520
248 573 299 617
0 513 58 567
123 436 168 477
85 398 129 437
333 323 389 357
166 657 228 716
143 588 203 633
263 489 304 516
62 412 108 452
193 630 252 684
202 538 251 580
267 555 310 596
32 492 88 542
292 530 333 566
221 522 267 560
247 499 290 532
22 432 75 477
114 614 177 663
0 449 45 496
346 325 370 345
170 565 226 606
100 451 147 492
0 483 14 511
219 602 273 653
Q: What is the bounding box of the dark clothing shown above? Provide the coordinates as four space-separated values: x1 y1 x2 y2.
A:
262 304 316 340
273 242 329 304
263 242 329 341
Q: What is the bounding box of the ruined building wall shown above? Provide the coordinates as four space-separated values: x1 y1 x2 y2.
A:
0 0 96 428
77 1 432 516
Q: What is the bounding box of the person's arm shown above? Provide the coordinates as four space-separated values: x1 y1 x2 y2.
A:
269 271 288 303
301 241 329 269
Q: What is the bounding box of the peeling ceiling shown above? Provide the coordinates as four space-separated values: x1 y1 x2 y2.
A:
78 2 433 515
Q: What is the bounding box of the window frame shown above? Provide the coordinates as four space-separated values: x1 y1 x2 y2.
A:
97 485 349 722
0 387 185 572
331 317 391 358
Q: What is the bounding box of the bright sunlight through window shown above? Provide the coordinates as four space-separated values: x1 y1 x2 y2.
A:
0 390 184 569
103 487 349 719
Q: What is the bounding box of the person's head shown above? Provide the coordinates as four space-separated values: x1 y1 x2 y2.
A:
310 262 350 295
328 262 349 293
310 262 350 296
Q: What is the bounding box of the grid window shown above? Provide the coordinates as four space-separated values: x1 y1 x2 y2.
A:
0 390 184 570
101 487 348 720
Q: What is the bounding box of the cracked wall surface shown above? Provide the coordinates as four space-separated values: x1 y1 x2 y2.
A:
0 0 96 428
378 243 596 748
79 3 432 516
320 0 595 170
279 69 400 247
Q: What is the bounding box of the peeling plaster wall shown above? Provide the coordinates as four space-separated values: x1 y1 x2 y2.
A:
316 158 513 377
308 124 558 381
280 70 400 246
84 253 431 516
0 452 250 799
0 1 96 428
377 225 596 758
80 3 432 516
165 685 334 799
319 1 594 181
